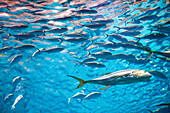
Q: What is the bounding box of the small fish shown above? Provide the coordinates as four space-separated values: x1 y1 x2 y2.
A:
73 9 98 14
13 33 35 40
65 37 87 43
3 24 28 30
27 48 45 62
119 30 141 36
28 30 45 36
52 16 73 22
10 55 23 69
45 37 64 44
85 62 105 68
0 46 13 53
11 95 23 110
68 69 152 90
12 76 21 88
4 94 14 103
43 47 64 53
135 15 158 21
13 44 36 51
135 33 168 42
45 27 68 34
105 33 128 43
91 19 114 24
90 51 112 59
68 90 86 103
83 23 106 29
61 33 86 37
32 19 50 24
74 57 97 67
114 25 144 31
84 92 102 100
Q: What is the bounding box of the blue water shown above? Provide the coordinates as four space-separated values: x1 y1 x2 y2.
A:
0 0 169 113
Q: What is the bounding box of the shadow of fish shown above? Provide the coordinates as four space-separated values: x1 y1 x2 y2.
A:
68 69 153 90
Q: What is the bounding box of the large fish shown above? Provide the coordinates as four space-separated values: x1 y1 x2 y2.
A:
68 69 152 90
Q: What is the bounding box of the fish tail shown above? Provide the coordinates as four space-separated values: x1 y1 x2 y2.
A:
104 33 109 39
11 105 15 110
68 98 71 104
68 75 87 89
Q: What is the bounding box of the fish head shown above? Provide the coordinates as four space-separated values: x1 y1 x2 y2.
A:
132 70 152 79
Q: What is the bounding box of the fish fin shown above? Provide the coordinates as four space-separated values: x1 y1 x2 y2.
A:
99 85 112 90
84 51 90 57
68 75 87 89
148 109 153 113
104 34 109 38
149 70 167 79
68 98 71 104
146 52 154 61
100 73 112 76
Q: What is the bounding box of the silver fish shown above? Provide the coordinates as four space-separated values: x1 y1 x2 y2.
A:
4 94 14 103
68 69 152 90
11 95 23 110
68 90 86 103
13 44 36 51
43 47 64 53
84 92 102 100
10 55 23 69
0 46 13 53
27 48 45 62
85 62 105 68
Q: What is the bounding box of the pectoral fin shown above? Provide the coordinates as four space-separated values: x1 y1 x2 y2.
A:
99 85 112 90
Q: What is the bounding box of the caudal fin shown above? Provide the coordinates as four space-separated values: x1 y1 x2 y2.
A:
68 75 87 89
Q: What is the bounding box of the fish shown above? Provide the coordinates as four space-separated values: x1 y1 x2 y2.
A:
43 47 64 53
84 92 102 100
114 25 144 31
148 103 170 113
11 95 23 110
28 30 45 36
85 62 105 68
68 90 86 103
119 30 141 36
13 44 36 51
13 33 35 40
83 23 106 29
65 37 87 43
12 76 21 87
0 46 13 53
140 47 170 60
135 33 168 42
61 33 86 37
32 19 50 24
90 51 112 59
4 94 14 103
68 69 152 90
45 37 64 44
52 16 73 22
27 48 45 62
91 19 114 24
73 9 98 14
10 55 23 69
105 33 128 43
74 57 97 67
45 27 68 34
134 15 158 21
